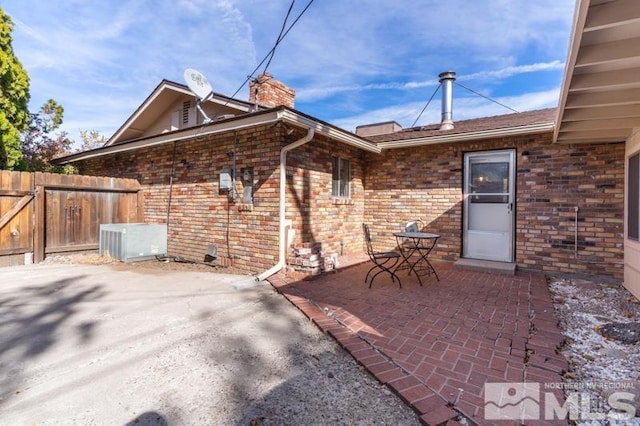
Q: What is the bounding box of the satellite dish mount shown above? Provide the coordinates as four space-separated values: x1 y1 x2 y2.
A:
184 68 214 123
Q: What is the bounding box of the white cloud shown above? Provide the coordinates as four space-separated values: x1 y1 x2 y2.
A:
2 0 574 142
296 60 564 102
332 87 561 132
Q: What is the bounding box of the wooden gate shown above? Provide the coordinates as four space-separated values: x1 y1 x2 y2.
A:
0 171 142 265
0 172 34 262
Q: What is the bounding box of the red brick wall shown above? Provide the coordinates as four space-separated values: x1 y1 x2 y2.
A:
249 73 295 109
363 132 625 279
78 125 366 274
285 138 366 256
78 126 624 279
80 129 281 272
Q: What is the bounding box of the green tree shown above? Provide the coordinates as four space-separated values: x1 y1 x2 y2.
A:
20 99 74 173
78 129 106 151
0 7 30 170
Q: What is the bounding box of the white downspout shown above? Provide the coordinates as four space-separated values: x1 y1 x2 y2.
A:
256 127 315 282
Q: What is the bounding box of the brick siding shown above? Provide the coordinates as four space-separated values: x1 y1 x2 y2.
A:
249 73 295 109
79 126 624 279
363 132 625 279
78 125 366 274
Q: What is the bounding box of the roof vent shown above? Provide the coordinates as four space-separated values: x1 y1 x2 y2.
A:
438 71 456 130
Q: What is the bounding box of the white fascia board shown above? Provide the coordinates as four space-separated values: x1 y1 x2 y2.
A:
277 109 381 153
58 111 282 164
376 122 556 150
107 83 173 145
554 0 589 143
163 84 252 112
57 109 380 164
107 82 253 146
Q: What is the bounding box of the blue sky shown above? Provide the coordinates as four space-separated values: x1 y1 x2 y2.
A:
3 0 575 146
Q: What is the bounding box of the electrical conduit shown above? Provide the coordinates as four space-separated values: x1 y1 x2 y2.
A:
256 127 315 282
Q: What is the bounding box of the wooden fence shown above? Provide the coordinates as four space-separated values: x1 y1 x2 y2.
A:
0 171 142 265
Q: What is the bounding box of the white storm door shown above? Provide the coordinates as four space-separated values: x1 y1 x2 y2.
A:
463 150 515 262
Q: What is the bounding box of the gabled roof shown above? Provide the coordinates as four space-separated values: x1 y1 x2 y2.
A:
368 108 556 149
55 106 381 165
555 0 640 144
105 80 257 146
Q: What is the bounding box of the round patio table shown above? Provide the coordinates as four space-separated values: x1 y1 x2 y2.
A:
393 231 440 286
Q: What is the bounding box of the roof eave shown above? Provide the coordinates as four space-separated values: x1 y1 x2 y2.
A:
277 109 381 153
376 122 556 150
105 80 257 147
554 0 588 143
56 108 379 165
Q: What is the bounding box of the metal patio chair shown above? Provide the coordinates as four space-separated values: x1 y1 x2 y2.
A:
362 223 402 288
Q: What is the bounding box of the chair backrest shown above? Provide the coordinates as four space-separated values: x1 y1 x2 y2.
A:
362 223 375 256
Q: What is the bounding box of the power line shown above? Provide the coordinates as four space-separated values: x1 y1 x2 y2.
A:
218 0 315 112
190 0 314 139
263 0 296 76
454 81 520 114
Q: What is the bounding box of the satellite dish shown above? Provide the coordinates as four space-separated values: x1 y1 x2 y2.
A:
184 68 213 101
184 68 213 123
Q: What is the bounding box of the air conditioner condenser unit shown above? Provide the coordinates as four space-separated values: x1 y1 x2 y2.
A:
99 223 167 262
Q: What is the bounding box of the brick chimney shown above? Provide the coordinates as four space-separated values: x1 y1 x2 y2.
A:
249 73 295 109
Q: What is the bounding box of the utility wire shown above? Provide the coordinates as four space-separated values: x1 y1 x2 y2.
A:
214 0 315 116
454 81 520 114
263 0 296 75
190 0 314 137
411 84 441 128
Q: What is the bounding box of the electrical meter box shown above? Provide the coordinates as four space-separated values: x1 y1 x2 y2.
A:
220 168 232 191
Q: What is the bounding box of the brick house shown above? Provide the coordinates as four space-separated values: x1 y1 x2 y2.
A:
59 75 381 279
57 74 624 281
553 0 640 300
57 0 640 300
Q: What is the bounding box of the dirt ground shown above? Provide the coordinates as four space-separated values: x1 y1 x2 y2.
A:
42 252 249 275
1 258 420 425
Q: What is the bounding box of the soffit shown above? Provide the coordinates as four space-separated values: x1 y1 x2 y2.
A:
106 81 255 146
555 0 640 144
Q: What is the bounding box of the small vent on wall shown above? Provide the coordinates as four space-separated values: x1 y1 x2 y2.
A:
182 101 191 126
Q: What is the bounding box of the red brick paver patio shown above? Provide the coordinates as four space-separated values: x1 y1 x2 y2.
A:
269 260 569 425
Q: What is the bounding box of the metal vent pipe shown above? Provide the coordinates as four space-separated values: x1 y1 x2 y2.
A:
439 70 456 130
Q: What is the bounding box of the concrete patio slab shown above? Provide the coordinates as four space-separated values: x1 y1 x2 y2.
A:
270 260 569 425
0 263 419 425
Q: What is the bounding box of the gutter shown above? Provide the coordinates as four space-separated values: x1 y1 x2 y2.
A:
376 122 555 149
55 107 379 165
255 127 315 282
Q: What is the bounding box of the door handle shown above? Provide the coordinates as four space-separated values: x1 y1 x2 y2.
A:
507 202 513 213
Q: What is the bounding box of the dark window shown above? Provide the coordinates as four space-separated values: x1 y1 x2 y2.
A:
470 161 509 203
628 153 639 240
332 157 351 198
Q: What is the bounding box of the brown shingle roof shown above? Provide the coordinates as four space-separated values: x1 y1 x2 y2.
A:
367 107 557 144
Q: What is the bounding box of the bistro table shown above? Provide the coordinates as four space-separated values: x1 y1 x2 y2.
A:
393 231 440 286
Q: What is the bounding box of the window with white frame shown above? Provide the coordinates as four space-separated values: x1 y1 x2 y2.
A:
332 157 351 198
629 152 639 241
